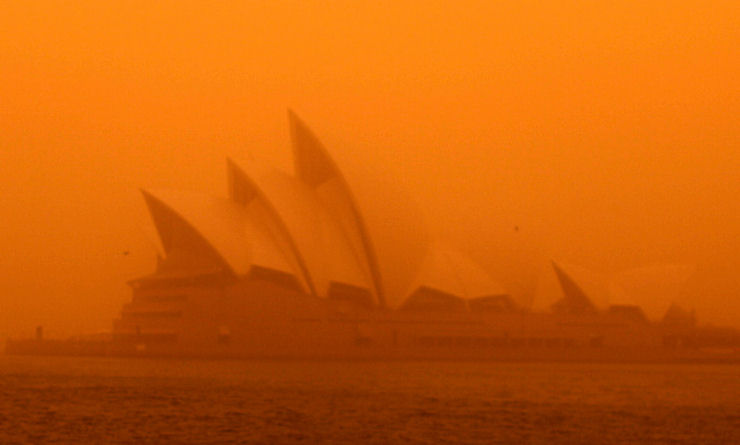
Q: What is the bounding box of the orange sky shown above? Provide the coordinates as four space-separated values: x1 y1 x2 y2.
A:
1 1 738 337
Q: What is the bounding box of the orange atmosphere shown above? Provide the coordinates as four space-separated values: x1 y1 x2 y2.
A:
1 1 738 339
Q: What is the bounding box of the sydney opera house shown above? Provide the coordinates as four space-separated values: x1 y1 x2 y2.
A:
7 112 740 360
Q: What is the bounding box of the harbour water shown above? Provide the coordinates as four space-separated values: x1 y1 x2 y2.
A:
1 356 739 444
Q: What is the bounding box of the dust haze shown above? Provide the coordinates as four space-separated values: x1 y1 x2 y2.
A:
1 1 738 338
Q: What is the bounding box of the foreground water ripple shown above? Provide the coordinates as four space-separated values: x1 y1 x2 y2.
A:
1 356 739 444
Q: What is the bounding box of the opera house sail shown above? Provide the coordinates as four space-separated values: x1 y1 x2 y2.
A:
6 112 740 361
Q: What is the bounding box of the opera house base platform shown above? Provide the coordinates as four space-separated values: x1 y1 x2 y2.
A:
7 271 740 363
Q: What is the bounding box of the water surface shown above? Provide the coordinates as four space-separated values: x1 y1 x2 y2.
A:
1 356 739 444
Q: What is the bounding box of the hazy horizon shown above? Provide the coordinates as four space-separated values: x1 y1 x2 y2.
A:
2 1 738 338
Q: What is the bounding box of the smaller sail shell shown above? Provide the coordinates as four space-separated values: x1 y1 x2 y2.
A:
141 189 304 289
401 245 509 311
